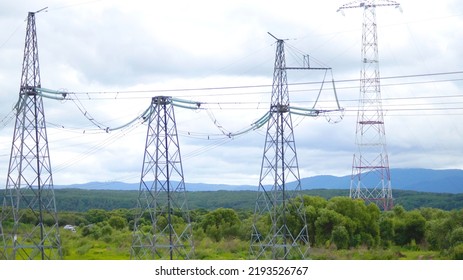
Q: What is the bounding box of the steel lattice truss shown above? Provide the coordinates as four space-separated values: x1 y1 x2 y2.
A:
131 96 194 260
338 0 399 211
250 39 310 260
0 12 62 260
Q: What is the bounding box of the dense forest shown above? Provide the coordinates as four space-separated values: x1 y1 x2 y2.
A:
51 188 463 212
1 191 463 260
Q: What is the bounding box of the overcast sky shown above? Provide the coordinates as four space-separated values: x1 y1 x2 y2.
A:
0 0 462 187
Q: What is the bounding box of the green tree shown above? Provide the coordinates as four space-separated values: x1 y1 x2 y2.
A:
449 227 463 247
404 211 426 244
302 196 328 246
394 210 426 246
108 215 127 230
452 244 463 260
302 195 328 209
326 197 380 247
81 224 102 240
305 205 318 246
200 208 241 241
314 208 345 246
379 216 394 247
426 216 456 250
85 209 109 224
392 205 406 217
20 209 36 224
426 209 463 251
419 207 449 221
59 212 87 226
101 224 113 236
331 225 349 250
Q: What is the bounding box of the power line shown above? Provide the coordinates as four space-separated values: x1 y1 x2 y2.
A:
63 70 463 97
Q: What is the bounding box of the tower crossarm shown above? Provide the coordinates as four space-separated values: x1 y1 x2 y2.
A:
283 67 332 71
337 0 400 12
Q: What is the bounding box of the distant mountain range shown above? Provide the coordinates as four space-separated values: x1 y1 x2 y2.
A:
55 168 463 194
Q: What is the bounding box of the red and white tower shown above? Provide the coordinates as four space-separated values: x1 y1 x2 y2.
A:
337 0 400 211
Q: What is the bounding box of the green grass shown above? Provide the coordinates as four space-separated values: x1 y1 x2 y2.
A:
309 246 444 260
59 227 446 260
61 228 131 260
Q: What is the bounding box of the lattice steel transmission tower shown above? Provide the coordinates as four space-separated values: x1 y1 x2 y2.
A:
337 0 400 211
131 96 194 260
250 35 313 260
0 9 62 260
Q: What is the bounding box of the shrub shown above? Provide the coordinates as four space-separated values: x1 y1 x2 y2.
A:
108 216 127 230
452 244 463 260
450 227 463 247
331 225 349 250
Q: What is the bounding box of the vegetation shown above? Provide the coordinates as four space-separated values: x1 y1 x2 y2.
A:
48 188 463 212
2 193 462 260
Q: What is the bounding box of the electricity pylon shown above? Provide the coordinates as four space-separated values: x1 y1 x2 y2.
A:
250 35 312 260
0 10 62 260
338 0 399 211
131 96 194 260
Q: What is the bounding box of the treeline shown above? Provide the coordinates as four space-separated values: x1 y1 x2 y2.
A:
50 188 463 212
2 195 462 259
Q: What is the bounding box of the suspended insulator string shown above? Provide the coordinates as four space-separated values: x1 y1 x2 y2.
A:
36 87 115 131
105 106 152 132
36 84 343 140
178 130 226 140
171 97 202 107
201 67 343 136
332 77 342 110
205 109 271 138
35 87 68 100
206 109 230 136
172 102 202 110
36 88 110 131
71 95 110 131
36 88 215 140
287 67 344 121
227 111 271 137
311 69 328 109
0 108 16 130
36 87 197 133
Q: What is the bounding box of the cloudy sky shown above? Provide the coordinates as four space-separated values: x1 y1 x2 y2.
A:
0 0 462 187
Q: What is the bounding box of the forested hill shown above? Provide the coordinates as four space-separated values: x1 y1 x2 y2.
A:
54 168 463 193
298 168 463 193
49 188 463 212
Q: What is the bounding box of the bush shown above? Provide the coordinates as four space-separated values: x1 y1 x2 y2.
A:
85 209 109 224
108 216 127 230
200 208 241 241
452 244 463 260
394 211 426 246
76 243 93 256
331 225 349 250
81 224 103 240
101 224 113 236
379 217 394 247
450 227 463 247
315 209 345 246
